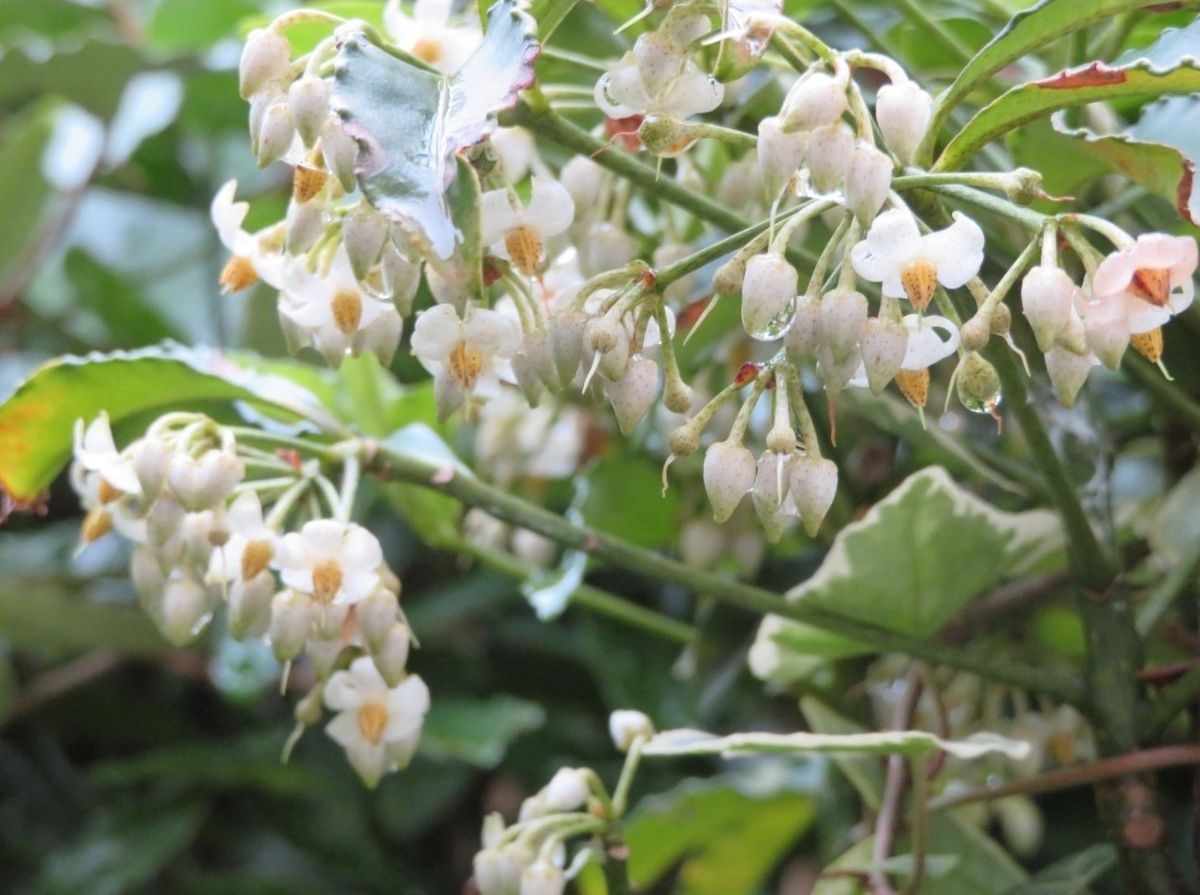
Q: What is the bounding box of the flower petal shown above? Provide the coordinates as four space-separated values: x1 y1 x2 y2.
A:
523 177 575 239
479 187 521 247
923 213 984 289
901 314 959 369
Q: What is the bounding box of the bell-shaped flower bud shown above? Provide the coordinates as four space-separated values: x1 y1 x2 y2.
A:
1045 343 1095 407
578 222 637 277
551 311 588 385
875 80 933 166
239 28 291 99
805 123 855 194
859 316 908 393
741 252 797 338
520 860 566 895
474 850 506 895
166 449 244 511
818 343 862 396
845 143 892 226
544 767 590 813
1021 266 1076 352
609 709 656 752
320 119 359 192
789 455 838 536
785 295 822 364
703 440 757 522
634 29 685 84
497 843 536 895
287 76 330 147
255 101 295 167
752 451 794 543
131 436 172 497
356 586 399 654
131 546 166 619
560 155 604 215
597 323 631 382
269 590 314 661
286 199 325 254
229 573 275 640
381 243 421 315
306 636 344 680
343 205 388 280
782 69 848 133
1081 295 1130 370
371 621 412 686
160 577 213 647
605 355 659 434
819 287 869 362
757 115 809 199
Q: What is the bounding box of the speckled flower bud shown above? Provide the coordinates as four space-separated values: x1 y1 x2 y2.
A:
703 440 757 523
606 355 659 434
789 455 837 536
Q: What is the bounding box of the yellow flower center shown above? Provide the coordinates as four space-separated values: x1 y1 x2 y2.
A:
83 507 113 543
411 37 443 64
894 368 930 409
357 701 389 744
1129 267 1170 307
219 256 259 294
96 477 122 505
899 258 938 312
449 340 485 390
504 225 544 276
241 539 274 580
1130 327 1164 363
312 559 343 604
332 288 364 335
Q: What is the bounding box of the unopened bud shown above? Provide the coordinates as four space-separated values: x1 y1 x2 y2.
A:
286 200 325 254
131 546 165 618
875 79 933 167
1022 266 1076 351
785 295 822 364
474 849 506 895
160 577 213 647
342 205 388 280
955 351 1002 413
782 70 848 132
845 143 892 226
1045 343 1095 407
269 590 314 661
819 288 868 361
229 573 275 639
520 859 565 895
609 709 656 752
757 115 809 199
321 119 359 192
712 255 748 296
167 449 244 511
605 355 658 434
239 28 291 99
741 252 797 338
307 636 344 679
586 315 621 354
663 366 694 414
372 622 412 686
859 316 908 394
544 767 590 813
1082 296 1130 370
130 436 172 497
550 311 587 385
560 155 604 214
381 244 421 314
287 76 330 147
703 440 757 522
294 683 326 727
790 455 837 536
256 101 295 167
805 123 854 194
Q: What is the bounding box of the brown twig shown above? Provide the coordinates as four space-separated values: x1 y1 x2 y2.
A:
4 651 122 722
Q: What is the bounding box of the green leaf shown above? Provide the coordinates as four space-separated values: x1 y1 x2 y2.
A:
530 0 581 39
0 39 152 119
642 727 1030 761
578 775 815 895
0 345 336 501
331 0 537 285
145 0 258 51
0 581 166 656
937 57 1200 172
65 249 183 345
239 2 389 54
999 844 1117 895
419 695 545 767
936 0 1200 127
581 453 683 548
378 422 466 547
751 467 1063 684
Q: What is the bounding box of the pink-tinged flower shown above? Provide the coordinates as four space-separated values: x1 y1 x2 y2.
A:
1091 233 1197 333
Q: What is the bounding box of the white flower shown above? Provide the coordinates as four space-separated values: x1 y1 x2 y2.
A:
208 491 275 586
594 51 723 120
279 248 403 368
475 390 584 484
72 413 141 497
490 126 542 184
274 519 384 606
480 178 575 276
848 314 959 390
609 709 655 752
1091 233 1197 333
410 303 522 419
875 80 933 166
325 656 431 787
383 0 481 74
850 208 985 311
211 179 284 292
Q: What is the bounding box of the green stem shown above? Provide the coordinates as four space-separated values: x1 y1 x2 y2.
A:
923 183 1048 231
602 847 633 895
611 736 645 819
653 204 807 289
1145 667 1200 739
905 755 930 895
366 440 1086 703
503 101 819 268
462 540 698 644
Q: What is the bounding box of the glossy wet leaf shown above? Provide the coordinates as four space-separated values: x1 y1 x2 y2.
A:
419 695 545 767
332 0 538 294
937 57 1200 171
0 345 335 502
751 467 1063 683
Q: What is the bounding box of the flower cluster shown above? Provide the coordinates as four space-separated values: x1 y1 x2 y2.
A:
71 413 428 787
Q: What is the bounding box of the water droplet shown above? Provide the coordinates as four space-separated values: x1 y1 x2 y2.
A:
746 294 795 342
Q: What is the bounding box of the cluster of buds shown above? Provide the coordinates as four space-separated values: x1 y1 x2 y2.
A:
471 710 656 895
71 413 428 788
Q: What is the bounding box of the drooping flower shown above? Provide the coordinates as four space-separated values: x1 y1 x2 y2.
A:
850 208 985 311
324 656 431 787
480 178 575 276
279 248 403 368
211 179 285 293
594 29 724 122
850 314 960 409
410 303 522 419
274 519 384 606
382 0 481 74
1091 233 1197 333
874 79 933 166
73 414 141 498
207 491 275 587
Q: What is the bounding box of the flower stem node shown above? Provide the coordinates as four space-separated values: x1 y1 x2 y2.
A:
789 455 837 536
609 709 656 752
703 440 757 522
